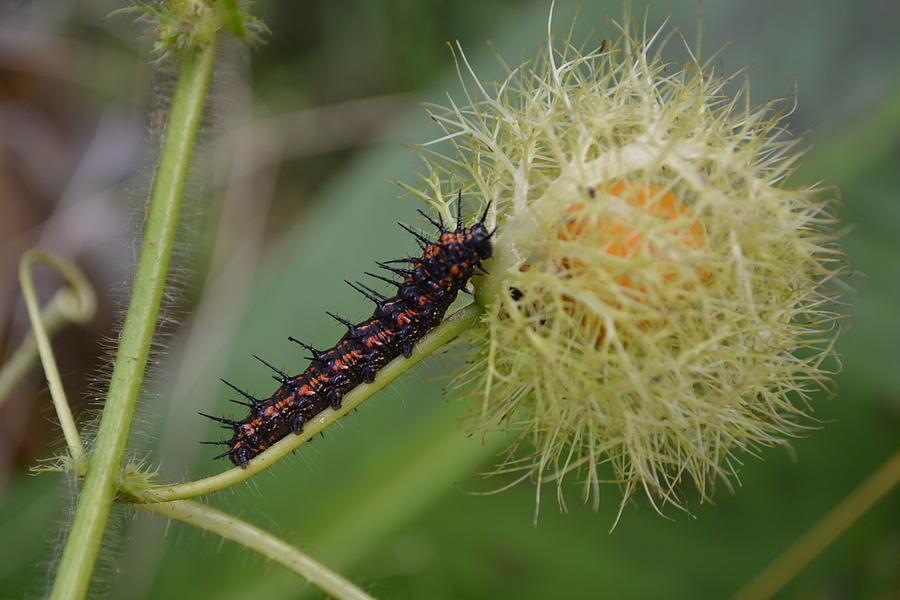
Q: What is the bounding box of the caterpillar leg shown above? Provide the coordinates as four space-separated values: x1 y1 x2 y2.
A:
291 413 306 435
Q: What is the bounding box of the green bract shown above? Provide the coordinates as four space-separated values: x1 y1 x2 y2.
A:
419 21 843 520
118 0 266 58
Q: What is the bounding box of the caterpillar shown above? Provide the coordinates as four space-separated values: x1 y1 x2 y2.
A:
201 194 493 467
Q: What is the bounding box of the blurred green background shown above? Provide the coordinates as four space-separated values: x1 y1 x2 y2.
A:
1 1 898 598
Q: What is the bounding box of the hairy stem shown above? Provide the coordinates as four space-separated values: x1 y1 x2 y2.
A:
137 499 374 600
49 42 216 600
127 302 485 503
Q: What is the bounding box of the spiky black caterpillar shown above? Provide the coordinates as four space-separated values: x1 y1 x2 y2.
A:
202 195 493 467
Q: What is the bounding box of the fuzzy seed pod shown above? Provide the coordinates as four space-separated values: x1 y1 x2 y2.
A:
415 19 843 521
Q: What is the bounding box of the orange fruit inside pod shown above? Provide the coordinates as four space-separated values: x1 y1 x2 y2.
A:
554 181 710 344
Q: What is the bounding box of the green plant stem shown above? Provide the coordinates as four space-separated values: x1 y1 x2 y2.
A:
732 448 900 600
136 499 374 600
1 252 96 459
49 42 216 600
127 302 485 503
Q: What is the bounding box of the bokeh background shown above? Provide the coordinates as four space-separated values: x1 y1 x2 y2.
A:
1 1 898 598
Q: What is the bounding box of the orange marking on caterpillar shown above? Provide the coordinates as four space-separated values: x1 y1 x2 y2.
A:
209 198 493 466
